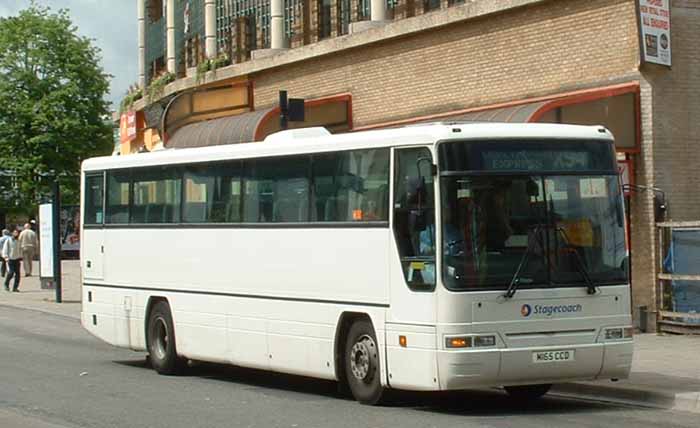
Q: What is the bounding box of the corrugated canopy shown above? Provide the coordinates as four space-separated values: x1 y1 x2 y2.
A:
416 100 551 124
166 108 274 149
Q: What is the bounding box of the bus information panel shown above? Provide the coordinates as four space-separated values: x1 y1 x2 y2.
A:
438 140 617 173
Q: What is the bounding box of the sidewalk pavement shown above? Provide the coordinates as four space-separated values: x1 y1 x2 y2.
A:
0 260 698 413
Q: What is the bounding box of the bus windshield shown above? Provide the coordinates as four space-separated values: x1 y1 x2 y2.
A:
438 141 628 291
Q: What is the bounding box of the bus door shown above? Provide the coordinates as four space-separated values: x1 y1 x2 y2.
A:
386 146 439 389
82 173 105 280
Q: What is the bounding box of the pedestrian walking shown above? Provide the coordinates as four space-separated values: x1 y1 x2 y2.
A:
2 229 21 292
18 223 38 277
0 229 10 278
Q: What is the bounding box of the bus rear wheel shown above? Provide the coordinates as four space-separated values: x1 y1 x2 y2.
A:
344 319 385 405
147 301 183 375
504 384 552 401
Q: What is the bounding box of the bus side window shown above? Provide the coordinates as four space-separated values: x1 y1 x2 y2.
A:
393 147 436 289
106 171 131 224
84 174 104 225
243 156 310 223
311 149 389 222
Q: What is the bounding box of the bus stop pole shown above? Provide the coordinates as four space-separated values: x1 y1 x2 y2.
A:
52 181 62 303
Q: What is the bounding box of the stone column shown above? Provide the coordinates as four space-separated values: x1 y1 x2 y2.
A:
371 0 387 21
137 0 146 88
166 0 176 73
270 0 287 49
205 0 217 58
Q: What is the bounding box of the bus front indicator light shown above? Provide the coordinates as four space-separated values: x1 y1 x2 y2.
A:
446 337 471 348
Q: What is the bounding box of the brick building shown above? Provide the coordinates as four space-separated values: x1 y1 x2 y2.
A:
122 0 700 331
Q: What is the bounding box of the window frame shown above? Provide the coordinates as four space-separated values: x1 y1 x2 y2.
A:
83 172 105 227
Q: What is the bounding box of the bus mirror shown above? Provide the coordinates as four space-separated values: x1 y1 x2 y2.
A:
416 157 436 179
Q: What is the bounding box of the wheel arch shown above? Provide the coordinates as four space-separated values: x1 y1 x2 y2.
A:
144 295 170 344
333 311 388 387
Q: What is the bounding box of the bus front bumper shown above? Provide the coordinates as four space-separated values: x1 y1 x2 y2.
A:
436 341 633 390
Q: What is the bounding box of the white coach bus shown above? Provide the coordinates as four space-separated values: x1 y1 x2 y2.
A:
81 123 633 404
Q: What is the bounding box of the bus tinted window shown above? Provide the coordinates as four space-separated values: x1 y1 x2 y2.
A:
106 172 130 224
393 147 436 288
184 162 242 223
84 174 104 225
243 156 310 223
131 167 182 224
312 149 389 222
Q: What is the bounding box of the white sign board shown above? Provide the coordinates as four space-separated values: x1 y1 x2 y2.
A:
39 203 54 278
638 0 671 66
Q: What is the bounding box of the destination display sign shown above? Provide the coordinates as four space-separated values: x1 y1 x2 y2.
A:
481 150 591 172
438 140 618 173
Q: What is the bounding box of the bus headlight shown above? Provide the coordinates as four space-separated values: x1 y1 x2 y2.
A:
473 335 496 347
604 327 634 341
445 335 496 348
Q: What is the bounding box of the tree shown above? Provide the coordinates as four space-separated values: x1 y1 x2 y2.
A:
0 3 113 215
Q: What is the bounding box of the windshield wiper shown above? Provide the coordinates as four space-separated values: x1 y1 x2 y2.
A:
503 225 542 299
554 227 597 295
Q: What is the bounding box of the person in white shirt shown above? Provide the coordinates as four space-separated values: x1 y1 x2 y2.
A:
18 223 38 277
2 229 21 292
0 229 10 278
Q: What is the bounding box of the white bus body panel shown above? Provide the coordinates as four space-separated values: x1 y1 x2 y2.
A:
435 285 633 389
83 227 391 381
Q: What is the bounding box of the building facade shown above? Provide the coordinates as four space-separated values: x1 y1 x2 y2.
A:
123 0 700 331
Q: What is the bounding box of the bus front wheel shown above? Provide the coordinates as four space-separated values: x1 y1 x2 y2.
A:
146 301 183 375
344 319 385 405
504 384 552 401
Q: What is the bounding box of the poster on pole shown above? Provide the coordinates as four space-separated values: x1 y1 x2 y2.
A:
638 0 671 67
39 203 55 283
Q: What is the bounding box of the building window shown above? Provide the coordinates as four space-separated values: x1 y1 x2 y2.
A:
147 0 164 23
358 0 370 20
318 0 332 39
424 0 440 12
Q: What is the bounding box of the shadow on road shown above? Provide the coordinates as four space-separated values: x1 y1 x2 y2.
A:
112 357 645 416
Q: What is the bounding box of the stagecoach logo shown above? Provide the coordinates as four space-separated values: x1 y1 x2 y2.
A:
521 303 583 317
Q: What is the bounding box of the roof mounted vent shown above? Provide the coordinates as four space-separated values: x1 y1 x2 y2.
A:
264 127 331 143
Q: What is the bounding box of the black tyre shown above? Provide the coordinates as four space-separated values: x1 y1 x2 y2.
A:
504 384 552 401
146 301 183 375
344 319 385 405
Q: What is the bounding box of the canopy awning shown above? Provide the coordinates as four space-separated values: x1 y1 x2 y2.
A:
166 108 274 149
422 100 551 123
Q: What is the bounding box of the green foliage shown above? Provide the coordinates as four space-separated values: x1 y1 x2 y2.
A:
145 72 175 103
119 85 143 115
211 53 231 70
195 53 231 84
195 60 211 84
0 3 113 214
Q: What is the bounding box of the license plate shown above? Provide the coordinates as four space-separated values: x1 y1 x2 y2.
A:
532 349 575 363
